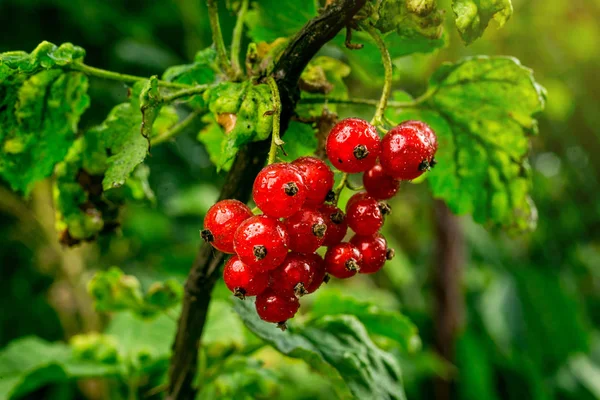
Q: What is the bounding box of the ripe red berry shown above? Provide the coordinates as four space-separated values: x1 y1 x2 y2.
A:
350 234 390 274
223 256 269 298
324 242 362 279
233 215 289 271
269 252 314 297
253 163 308 218
380 120 437 181
201 199 253 254
292 157 334 207
345 192 390 236
304 253 327 294
283 208 327 253
319 204 348 246
363 164 400 200
255 288 300 325
326 118 381 173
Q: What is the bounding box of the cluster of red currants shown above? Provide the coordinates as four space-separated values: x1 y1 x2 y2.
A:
201 118 437 329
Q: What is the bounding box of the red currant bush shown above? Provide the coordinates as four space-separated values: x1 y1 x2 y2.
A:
292 156 334 207
350 233 391 274
223 255 269 298
201 199 253 254
255 288 300 326
324 242 362 279
233 215 289 271
269 252 314 297
252 163 308 218
346 192 390 236
363 164 400 200
380 120 437 181
326 118 381 173
319 203 348 247
283 208 327 253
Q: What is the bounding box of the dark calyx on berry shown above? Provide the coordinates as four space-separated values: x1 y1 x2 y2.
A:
325 190 336 202
201 229 214 242
233 287 246 300
378 202 392 216
284 182 299 196
330 210 344 224
276 322 288 331
353 144 369 160
386 248 395 260
323 274 331 284
253 245 268 260
312 222 327 238
294 282 308 297
345 258 360 272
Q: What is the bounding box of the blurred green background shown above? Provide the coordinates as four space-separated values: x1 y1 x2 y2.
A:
1 0 599 399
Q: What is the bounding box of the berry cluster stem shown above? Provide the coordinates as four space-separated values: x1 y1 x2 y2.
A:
361 23 393 128
207 0 234 78
266 77 284 165
230 0 249 79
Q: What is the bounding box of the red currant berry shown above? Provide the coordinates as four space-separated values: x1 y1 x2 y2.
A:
325 242 362 279
201 199 253 254
283 208 327 253
253 163 308 218
345 192 390 236
255 288 300 326
380 120 437 181
233 215 289 271
326 118 381 173
223 255 269 298
350 234 389 274
304 253 327 294
363 164 400 200
319 204 348 247
269 252 314 297
292 157 334 207
402 120 437 153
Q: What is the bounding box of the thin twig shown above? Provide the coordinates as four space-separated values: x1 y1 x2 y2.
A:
207 0 233 77
70 63 190 89
230 0 249 79
151 110 203 145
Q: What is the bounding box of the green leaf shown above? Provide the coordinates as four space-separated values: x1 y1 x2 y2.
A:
203 300 249 359
245 0 318 42
162 47 219 108
310 290 421 353
375 0 445 40
0 41 85 75
87 267 182 317
105 311 175 371
390 57 545 231
279 121 317 162
452 0 513 44
0 337 70 399
0 63 89 194
234 299 406 400
333 30 446 86
203 81 273 169
197 115 234 172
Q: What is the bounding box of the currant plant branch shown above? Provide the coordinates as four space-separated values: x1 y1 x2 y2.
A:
69 63 190 89
167 1 369 399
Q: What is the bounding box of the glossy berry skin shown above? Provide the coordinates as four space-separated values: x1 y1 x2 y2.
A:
269 253 314 297
326 118 381 173
202 199 253 254
345 192 387 236
324 242 363 279
403 120 437 153
350 234 387 274
380 120 437 181
283 208 327 253
255 288 300 323
223 256 269 298
292 157 334 207
253 163 308 218
363 164 400 200
305 253 326 294
319 204 348 247
233 215 289 271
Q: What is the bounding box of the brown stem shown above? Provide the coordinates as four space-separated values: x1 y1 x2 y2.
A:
433 201 465 400
166 1 367 399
